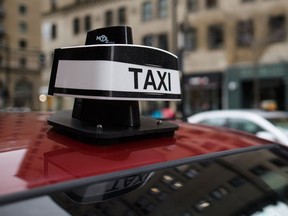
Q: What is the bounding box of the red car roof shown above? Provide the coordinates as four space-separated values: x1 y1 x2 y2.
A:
0 112 272 204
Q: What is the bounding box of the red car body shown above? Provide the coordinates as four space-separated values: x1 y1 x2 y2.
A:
0 112 272 205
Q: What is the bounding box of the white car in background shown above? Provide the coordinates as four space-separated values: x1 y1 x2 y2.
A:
187 110 288 146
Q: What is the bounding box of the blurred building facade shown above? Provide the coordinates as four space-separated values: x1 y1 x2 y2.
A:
179 0 288 117
41 0 288 116
0 0 42 111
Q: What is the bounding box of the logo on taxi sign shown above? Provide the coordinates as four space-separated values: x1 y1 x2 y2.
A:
96 35 109 43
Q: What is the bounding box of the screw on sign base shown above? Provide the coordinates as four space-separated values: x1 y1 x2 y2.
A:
47 26 181 143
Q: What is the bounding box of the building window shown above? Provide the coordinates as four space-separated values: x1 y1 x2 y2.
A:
0 23 4 37
51 24 57 40
0 55 3 67
237 19 254 47
50 0 57 11
19 39 27 49
118 7 126 25
142 1 152 21
184 28 197 51
269 15 286 43
84 15 91 32
143 34 154 46
206 0 217 9
158 33 168 50
208 24 224 49
14 79 32 108
51 51 54 64
187 0 198 12
19 57 27 67
105 10 113 26
18 21 28 33
73 17 80 35
18 4 27 15
39 53 45 67
158 0 168 18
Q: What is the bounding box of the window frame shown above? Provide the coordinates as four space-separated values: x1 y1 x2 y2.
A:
142 1 153 21
118 7 126 25
236 19 254 47
18 4 27 15
19 56 27 68
50 0 57 11
18 39 27 49
206 0 217 9
158 33 169 50
105 10 113 26
142 34 154 46
158 0 168 18
184 27 197 51
84 15 91 32
207 24 224 49
187 0 198 12
73 17 80 35
51 24 57 40
18 21 28 34
268 14 287 43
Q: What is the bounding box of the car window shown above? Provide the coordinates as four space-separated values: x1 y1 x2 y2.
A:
199 118 227 127
268 118 288 133
228 118 265 134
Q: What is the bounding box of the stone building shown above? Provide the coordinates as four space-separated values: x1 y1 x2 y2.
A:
0 0 42 111
178 0 288 116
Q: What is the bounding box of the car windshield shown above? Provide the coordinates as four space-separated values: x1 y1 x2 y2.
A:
267 118 288 133
3 146 288 216
38 147 288 215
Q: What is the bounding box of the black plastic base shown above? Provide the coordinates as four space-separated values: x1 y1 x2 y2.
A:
47 110 178 143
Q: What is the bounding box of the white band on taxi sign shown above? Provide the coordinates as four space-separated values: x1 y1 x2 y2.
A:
49 44 181 101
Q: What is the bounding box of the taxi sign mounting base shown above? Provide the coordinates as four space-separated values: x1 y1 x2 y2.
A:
48 110 178 142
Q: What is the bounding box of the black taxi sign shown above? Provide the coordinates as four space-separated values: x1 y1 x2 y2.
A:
48 44 181 101
47 26 180 141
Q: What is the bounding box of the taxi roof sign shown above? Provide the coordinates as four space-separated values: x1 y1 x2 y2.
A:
47 26 181 141
48 44 181 101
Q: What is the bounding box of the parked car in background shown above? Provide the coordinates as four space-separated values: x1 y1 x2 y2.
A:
187 110 288 146
2 112 288 215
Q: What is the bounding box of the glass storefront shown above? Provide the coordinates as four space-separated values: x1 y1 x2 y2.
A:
226 62 288 110
241 78 285 110
182 73 223 117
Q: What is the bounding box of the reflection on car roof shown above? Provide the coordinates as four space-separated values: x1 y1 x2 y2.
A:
0 112 272 205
